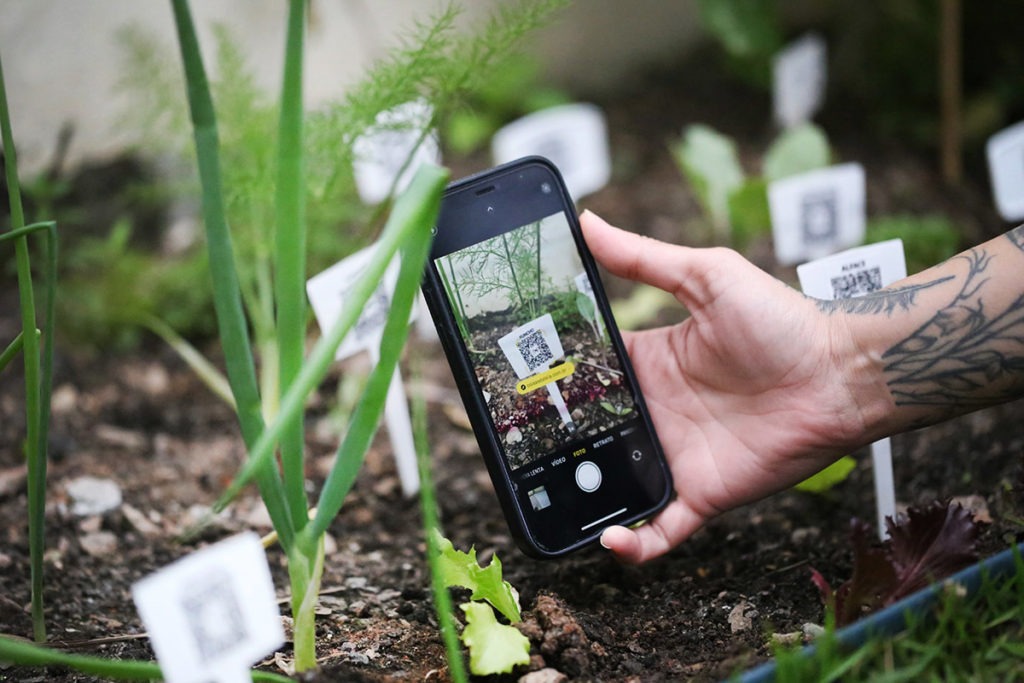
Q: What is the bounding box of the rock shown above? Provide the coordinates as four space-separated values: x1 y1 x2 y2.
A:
0 465 27 499
122 503 162 538
769 631 802 647
50 383 78 415
803 622 825 640
728 600 755 633
506 427 523 445
519 668 567 683
951 494 991 524
95 425 147 450
79 530 118 557
791 526 820 544
65 476 122 516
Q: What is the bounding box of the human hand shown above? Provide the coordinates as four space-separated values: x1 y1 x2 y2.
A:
580 211 885 563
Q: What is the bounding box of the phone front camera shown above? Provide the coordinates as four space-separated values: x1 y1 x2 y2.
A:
540 182 552 194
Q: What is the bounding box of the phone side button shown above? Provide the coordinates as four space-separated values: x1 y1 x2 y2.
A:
575 461 602 493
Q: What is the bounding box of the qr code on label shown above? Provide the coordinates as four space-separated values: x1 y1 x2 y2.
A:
830 266 883 300
181 570 248 663
517 328 553 372
353 283 391 342
800 189 839 244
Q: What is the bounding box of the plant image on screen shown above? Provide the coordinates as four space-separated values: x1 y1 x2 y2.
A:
435 212 635 470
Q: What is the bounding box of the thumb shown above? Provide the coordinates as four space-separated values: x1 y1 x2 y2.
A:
580 210 703 301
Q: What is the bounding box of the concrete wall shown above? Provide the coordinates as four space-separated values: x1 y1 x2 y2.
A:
1 0 703 174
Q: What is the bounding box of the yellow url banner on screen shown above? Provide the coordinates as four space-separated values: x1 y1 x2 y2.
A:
516 362 575 395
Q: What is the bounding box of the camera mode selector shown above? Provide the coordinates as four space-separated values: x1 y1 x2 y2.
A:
575 461 602 493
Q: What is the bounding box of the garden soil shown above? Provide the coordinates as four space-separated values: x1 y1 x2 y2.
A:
2 52 1023 682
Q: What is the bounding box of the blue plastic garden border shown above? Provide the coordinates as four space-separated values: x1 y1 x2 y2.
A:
735 541 1024 683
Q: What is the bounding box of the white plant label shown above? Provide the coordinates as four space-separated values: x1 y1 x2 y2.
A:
132 532 283 683
985 119 1024 222
306 246 420 496
797 239 908 540
796 239 907 301
306 245 408 362
768 162 865 266
498 313 574 429
773 33 827 129
352 99 441 205
491 103 611 200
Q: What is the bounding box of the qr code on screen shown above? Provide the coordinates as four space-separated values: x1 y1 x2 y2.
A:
181 570 248 663
517 328 553 372
830 266 883 300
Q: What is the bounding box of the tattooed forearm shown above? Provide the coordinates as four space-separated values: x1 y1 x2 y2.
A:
882 248 1024 414
1008 224 1024 253
815 276 953 316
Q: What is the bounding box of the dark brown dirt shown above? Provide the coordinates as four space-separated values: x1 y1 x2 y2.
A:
2 52 1022 683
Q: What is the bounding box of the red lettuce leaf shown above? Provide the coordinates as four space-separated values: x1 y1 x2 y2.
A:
814 500 979 626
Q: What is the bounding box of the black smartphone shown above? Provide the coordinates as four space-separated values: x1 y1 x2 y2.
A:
421 156 673 558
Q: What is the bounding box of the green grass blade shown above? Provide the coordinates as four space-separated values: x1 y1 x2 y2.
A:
0 635 292 682
169 0 295 549
304 176 438 543
140 315 235 408
212 164 448 528
274 0 310 528
411 363 469 683
1 49 48 644
0 332 25 373
31 221 56 646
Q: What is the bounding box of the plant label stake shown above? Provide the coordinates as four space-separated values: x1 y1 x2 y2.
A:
772 33 827 129
985 120 1024 222
768 162 865 266
131 532 284 683
497 313 575 431
797 239 908 540
491 103 611 200
352 99 441 205
306 245 420 496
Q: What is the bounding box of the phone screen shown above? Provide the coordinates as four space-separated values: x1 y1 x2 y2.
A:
426 158 671 556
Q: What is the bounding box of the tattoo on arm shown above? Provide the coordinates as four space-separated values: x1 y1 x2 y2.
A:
814 277 953 317
882 248 1024 416
1008 224 1024 253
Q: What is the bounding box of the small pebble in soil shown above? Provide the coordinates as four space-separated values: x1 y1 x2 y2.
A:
728 600 755 633
79 530 118 557
65 476 123 517
518 668 568 683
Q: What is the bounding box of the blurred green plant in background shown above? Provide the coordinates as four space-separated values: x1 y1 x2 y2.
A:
671 122 832 250
695 0 782 89
51 1 568 354
865 214 961 275
443 57 570 155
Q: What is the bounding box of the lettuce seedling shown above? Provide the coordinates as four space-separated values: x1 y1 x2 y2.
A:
435 532 530 675
460 602 531 676
811 501 979 626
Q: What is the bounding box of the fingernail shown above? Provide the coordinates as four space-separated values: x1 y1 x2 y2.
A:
599 532 610 550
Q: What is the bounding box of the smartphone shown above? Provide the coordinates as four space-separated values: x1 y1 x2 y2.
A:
421 157 673 557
